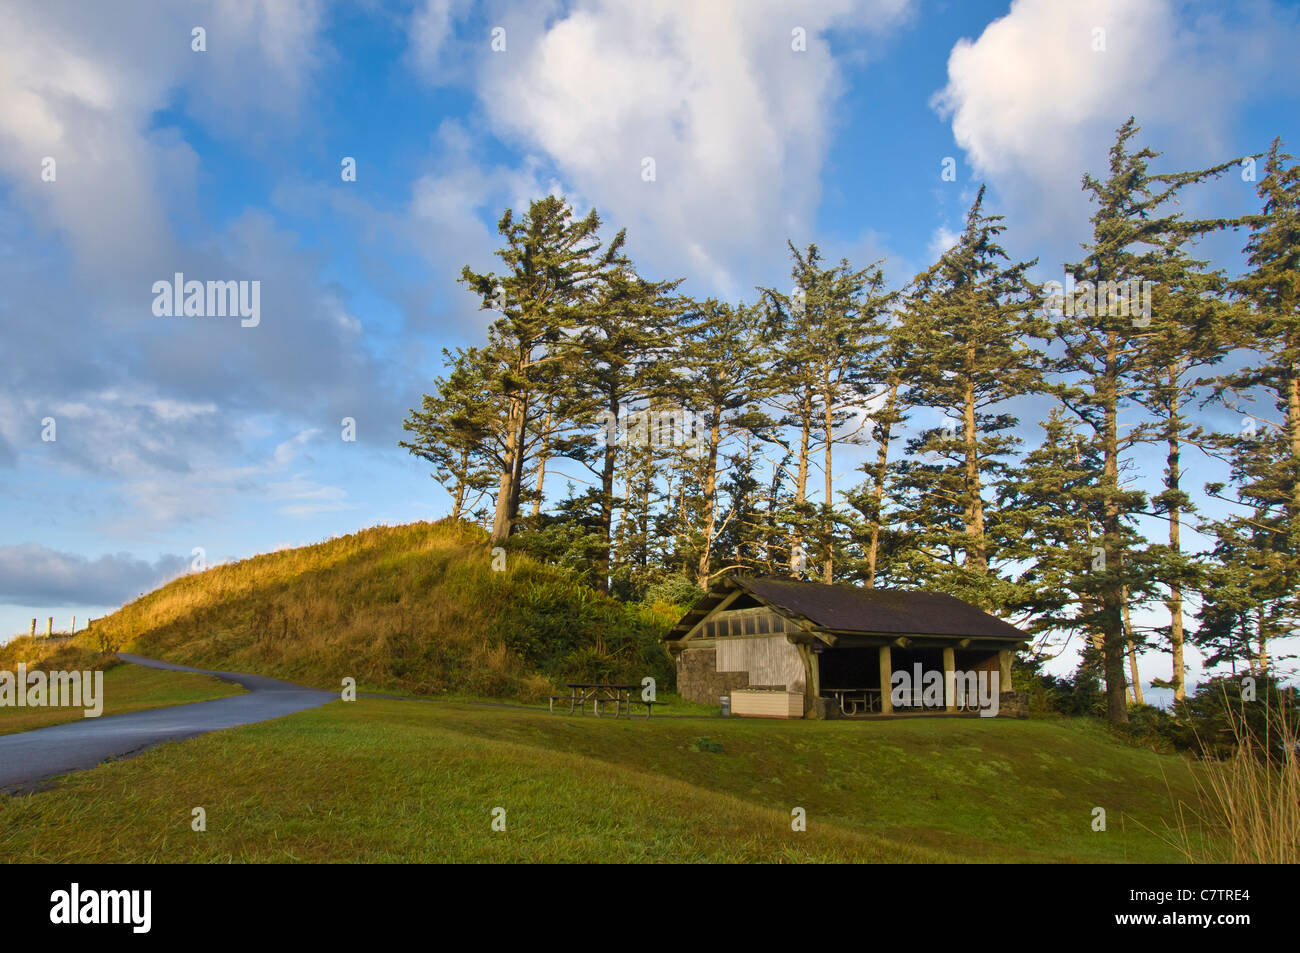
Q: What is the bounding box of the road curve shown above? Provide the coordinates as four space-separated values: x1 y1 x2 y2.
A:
0 654 335 794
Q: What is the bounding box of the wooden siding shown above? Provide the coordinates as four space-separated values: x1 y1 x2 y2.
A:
731 689 804 719
716 634 806 692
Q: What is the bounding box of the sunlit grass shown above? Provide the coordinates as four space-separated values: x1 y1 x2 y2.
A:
79 519 674 701
0 698 1211 863
1162 693 1300 864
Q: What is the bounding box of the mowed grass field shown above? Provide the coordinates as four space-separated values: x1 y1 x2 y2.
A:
0 698 1209 863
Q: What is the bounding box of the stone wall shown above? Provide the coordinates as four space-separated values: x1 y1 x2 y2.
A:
997 691 1029 718
676 646 750 706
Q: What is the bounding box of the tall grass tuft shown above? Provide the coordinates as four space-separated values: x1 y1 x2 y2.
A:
1168 686 1299 864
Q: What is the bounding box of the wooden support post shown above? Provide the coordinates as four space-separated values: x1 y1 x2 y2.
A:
793 640 821 718
30 618 36 638
71 616 76 634
998 649 1012 695
878 645 893 714
46 617 53 638
808 647 820 719
943 646 957 712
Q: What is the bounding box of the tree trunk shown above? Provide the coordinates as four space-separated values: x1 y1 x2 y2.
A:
962 370 987 574
530 406 553 520
451 481 465 524
1288 350 1300 527
490 392 524 544
866 380 899 589
823 391 835 583
791 405 811 574
1123 591 1143 705
697 416 721 589
595 395 619 593
1101 333 1129 724
1165 371 1186 703
1256 605 1269 674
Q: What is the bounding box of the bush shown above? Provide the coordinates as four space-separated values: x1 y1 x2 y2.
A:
642 575 706 609
1166 675 1300 761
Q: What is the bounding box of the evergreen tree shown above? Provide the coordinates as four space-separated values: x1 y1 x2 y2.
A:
671 299 773 587
997 411 1109 656
885 186 1044 608
1198 427 1298 673
1052 118 1237 723
571 264 684 590
760 244 891 580
1132 241 1235 701
459 196 627 544
400 346 498 522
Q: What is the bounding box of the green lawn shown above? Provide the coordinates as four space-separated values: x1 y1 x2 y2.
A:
0 662 243 735
0 698 1210 863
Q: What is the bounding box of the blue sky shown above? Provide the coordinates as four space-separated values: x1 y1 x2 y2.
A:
2 0 1298 691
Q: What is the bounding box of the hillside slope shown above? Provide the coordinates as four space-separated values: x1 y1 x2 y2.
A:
84 520 675 699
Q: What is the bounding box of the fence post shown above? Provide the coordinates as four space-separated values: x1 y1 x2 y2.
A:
71 616 76 634
30 618 36 638
46 617 53 637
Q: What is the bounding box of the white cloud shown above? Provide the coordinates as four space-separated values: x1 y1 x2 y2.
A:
0 0 326 284
418 0 917 295
926 225 959 261
930 0 1300 239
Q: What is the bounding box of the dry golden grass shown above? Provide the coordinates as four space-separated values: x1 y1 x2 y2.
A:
0 635 115 673
1164 694 1299 863
79 519 670 699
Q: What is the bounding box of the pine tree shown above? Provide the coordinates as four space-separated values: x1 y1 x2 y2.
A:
885 186 1044 608
671 299 773 587
459 196 627 544
760 243 892 580
1198 427 1298 673
1215 139 1300 555
400 347 498 522
570 264 684 590
1194 139 1300 679
997 410 1109 656
1052 118 1238 723
1132 241 1235 702
844 317 915 588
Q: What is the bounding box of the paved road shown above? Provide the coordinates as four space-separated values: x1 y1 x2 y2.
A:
0 654 335 793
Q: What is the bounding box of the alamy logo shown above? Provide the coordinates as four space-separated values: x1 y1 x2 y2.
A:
0 664 103 717
890 664 1001 717
596 407 702 449
152 273 260 327
50 883 151 933
1042 274 1154 326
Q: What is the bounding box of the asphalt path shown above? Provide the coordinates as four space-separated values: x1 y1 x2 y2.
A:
0 654 335 793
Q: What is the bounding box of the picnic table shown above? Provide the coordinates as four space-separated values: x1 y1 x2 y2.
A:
548 683 658 718
825 687 882 716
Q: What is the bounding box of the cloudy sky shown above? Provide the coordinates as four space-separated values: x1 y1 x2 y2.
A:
1 0 1298 686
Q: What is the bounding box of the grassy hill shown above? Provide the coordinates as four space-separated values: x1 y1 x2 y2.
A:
82 520 676 700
